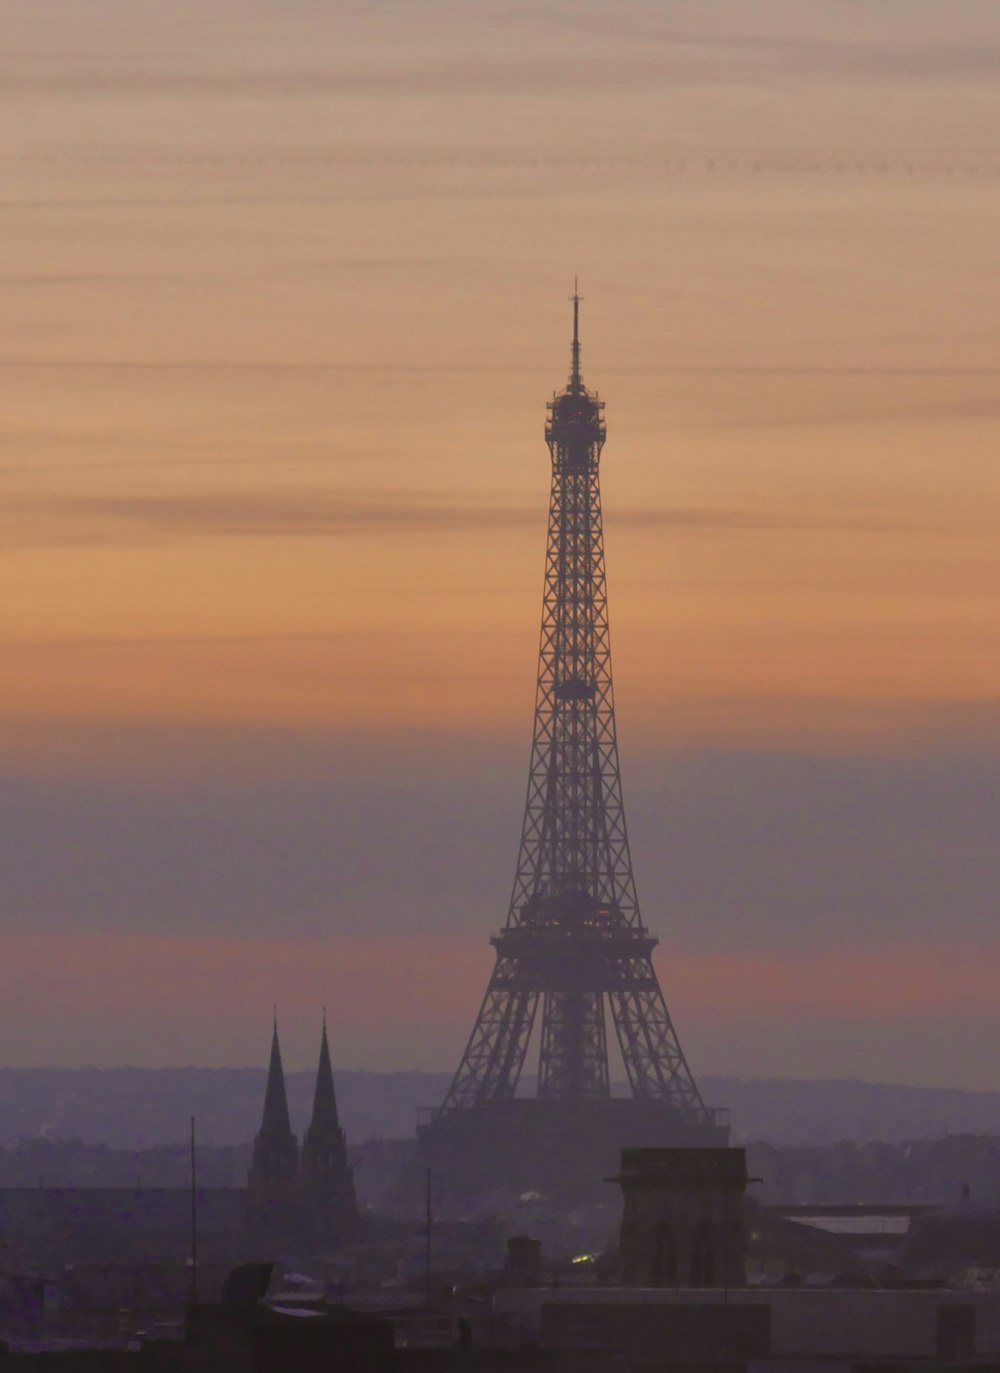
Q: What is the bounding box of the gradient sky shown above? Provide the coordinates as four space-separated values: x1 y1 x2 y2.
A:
2 0 999 1094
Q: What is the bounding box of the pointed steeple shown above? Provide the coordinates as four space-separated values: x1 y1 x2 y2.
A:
307 1011 342 1137
247 1013 299 1220
299 1014 360 1238
260 1013 293 1139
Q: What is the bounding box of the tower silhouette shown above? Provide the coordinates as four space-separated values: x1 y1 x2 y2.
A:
247 1015 361 1244
405 294 726 1207
248 1015 299 1224
299 1014 360 1238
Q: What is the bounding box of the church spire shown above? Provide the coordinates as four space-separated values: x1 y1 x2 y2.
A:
247 1013 299 1222
260 1012 294 1139
307 1011 342 1137
299 1014 359 1238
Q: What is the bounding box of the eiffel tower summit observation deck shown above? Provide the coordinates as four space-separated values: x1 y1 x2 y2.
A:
404 292 728 1210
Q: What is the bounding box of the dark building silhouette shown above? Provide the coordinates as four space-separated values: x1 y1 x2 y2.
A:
247 1017 359 1244
614 1147 749 1288
401 294 726 1211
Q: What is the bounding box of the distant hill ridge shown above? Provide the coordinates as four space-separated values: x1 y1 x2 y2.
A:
1 1068 999 1149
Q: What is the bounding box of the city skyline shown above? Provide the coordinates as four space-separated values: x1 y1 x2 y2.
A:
2 0 999 1087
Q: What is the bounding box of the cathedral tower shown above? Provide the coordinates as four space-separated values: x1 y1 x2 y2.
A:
299 1016 360 1239
247 1016 299 1224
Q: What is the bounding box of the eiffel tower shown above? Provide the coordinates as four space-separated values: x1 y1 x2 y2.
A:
404 293 727 1209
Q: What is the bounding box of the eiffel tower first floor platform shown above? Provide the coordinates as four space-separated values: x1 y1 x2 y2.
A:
390 1096 730 1216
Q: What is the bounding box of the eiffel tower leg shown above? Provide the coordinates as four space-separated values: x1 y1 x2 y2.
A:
442 955 538 1111
537 990 610 1099
607 958 703 1113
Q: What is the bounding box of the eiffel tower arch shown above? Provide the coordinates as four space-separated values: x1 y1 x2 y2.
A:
402 294 727 1210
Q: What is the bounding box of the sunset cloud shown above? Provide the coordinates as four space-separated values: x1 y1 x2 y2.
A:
2 930 999 1086
1 488 963 550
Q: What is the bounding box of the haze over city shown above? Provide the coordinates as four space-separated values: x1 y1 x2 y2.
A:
2 0 999 1089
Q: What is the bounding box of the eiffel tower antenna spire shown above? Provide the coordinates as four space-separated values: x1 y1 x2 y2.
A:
570 278 582 394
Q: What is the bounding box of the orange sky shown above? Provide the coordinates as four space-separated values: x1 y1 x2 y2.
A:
3 0 999 751
2 1 999 1084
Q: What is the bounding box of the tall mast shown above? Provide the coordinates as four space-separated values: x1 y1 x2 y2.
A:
570 279 582 394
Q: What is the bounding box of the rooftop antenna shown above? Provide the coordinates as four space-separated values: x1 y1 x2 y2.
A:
570 278 582 394
189 1115 198 1307
424 1167 433 1309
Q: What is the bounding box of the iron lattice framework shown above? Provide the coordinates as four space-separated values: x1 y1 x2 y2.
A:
442 294 707 1119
